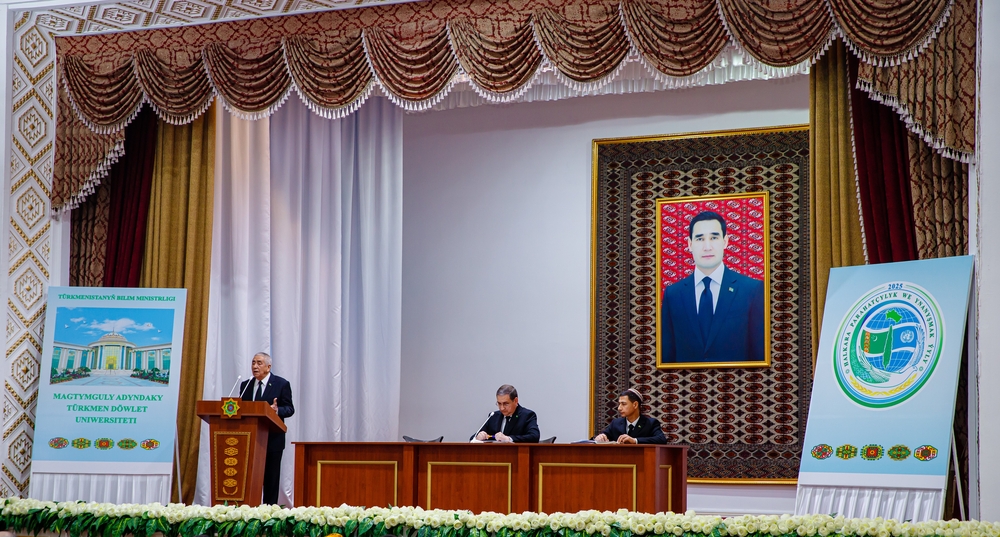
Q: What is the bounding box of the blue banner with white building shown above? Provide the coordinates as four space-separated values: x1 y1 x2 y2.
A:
30 287 187 475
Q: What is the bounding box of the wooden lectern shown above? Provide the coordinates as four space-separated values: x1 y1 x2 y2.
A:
197 398 287 506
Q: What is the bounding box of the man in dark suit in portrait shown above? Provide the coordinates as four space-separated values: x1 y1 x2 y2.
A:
594 389 666 444
660 210 765 363
239 352 295 504
473 384 540 443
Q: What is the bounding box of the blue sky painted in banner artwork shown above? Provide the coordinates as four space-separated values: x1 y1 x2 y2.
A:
53 307 174 347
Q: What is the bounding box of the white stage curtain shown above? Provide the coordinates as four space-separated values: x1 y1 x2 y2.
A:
195 97 403 506
195 106 274 506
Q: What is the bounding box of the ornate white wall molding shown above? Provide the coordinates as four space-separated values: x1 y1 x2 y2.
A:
4 7 53 499
20 0 416 36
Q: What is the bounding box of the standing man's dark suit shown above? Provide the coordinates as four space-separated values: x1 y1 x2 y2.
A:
660 267 765 363
240 373 294 504
598 415 666 444
476 407 540 443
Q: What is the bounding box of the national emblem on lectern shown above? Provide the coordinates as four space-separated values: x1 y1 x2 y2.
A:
222 397 240 418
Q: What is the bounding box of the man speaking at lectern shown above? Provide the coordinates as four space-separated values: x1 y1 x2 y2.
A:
240 352 295 504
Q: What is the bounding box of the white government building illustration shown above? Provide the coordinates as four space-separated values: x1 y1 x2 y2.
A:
51 332 171 374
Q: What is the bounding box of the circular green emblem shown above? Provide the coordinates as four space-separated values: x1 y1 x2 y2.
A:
833 282 944 408
222 398 240 418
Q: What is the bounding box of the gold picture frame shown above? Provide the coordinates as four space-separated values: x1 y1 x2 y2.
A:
654 192 771 369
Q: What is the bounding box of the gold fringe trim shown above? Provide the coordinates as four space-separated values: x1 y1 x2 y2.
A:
856 77 973 164
52 139 123 217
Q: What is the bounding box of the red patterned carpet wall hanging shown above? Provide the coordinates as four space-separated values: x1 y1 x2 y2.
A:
591 125 811 480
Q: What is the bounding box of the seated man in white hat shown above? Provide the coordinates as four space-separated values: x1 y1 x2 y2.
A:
594 388 666 444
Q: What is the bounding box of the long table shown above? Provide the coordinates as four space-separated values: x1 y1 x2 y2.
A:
293 442 686 514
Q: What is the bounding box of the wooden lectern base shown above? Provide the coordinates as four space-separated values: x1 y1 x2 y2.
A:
197 399 287 506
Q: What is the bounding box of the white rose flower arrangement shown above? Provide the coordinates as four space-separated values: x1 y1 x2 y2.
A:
1 498 998 537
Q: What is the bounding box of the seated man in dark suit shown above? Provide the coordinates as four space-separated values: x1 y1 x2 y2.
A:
660 210 765 363
594 389 665 444
473 384 540 443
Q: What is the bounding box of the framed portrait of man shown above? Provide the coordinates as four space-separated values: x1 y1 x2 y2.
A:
655 192 771 369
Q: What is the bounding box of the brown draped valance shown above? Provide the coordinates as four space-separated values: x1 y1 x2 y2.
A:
53 0 962 212
716 0 833 68
830 0 952 64
54 87 125 213
856 0 975 162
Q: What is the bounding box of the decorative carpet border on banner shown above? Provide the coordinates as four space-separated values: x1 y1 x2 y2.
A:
590 125 812 480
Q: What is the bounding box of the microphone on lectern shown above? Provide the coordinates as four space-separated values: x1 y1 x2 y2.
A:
238 376 254 400
226 375 243 397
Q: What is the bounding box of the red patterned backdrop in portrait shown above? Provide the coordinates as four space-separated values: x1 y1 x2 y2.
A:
658 194 768 290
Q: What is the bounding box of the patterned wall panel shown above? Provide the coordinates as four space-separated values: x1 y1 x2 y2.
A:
1 0 421 499
27 0 416 36
5 9 54 498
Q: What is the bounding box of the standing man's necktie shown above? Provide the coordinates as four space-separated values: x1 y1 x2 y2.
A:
699 275 714 339
255 381 263 402
627 424 635 437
